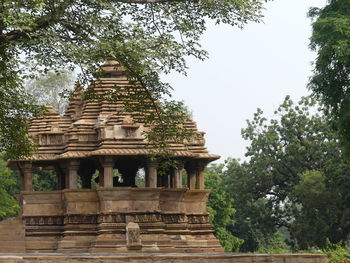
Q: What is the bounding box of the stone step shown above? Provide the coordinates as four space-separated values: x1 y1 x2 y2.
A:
26 240 58 250
0 246 25 253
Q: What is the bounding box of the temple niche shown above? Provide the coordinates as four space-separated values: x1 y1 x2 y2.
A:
2 61 223 253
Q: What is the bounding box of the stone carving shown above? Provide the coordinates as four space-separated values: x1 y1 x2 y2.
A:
134 213 161 223
187 215 209 224
126 222 142 250
163 214 187 224
24 216 64 226
5 61 224 253
98 213 125 223
64 215 98 224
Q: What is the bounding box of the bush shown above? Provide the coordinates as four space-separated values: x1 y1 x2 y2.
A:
322 243 350 263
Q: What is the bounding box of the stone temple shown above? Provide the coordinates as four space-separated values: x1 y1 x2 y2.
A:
0 61 224 253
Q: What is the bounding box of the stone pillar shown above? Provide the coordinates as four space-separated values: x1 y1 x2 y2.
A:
67 160 80 189
146 161 158 188
172 162 184 188
21 162 33 191
187 168 196 190
100 157 115 188
196 161 207 190
185 161 197 190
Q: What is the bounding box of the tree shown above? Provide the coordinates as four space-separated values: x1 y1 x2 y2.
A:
25 70 75 115
205 163 243 252
210 96 350 251
238 95 350 249
0 0 268 159
0 156 20 220
290 170 334 249
218 158 286 252
308 0 350 152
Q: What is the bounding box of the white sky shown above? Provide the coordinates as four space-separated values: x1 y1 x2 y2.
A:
163 0 328 162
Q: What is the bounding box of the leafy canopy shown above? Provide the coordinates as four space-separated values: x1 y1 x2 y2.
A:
207 96 350 251
309 0 350 152
205 163 243 252
0 156 20 220
25 70 75 115
0 0 268 159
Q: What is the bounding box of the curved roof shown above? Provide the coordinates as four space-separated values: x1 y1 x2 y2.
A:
20 62 220 163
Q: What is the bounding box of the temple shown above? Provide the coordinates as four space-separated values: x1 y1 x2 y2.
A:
0 61 223 253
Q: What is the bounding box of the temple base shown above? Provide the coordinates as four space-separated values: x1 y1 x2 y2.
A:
0 253 328 263
0 188 223 253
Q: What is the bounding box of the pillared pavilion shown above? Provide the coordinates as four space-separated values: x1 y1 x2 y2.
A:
0 61 223 253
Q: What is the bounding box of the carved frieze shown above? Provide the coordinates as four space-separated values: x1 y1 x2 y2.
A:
162 214 187 224
24 216 64 226
98 213 126 223
187 214 209 224
134 213 161 223
64 214 98 224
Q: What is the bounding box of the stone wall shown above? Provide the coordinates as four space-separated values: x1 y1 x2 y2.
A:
0 253 328 263
2 188 222 253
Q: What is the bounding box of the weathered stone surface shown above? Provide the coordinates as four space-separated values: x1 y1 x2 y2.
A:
7 61 219 164
0 188 223 253
0 253 328 263
126 222 142 250
3 61 224 254
0 217 25 253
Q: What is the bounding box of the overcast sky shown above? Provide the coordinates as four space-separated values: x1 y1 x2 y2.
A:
164 0 328 162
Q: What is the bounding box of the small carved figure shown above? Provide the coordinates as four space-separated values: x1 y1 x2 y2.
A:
126 222 142 250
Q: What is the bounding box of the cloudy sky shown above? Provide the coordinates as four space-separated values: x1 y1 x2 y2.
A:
164 0 328 162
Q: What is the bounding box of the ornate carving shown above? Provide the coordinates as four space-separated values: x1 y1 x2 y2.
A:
64 214 98 224
24 216 64 226
163 214 187 224
187 214 209 224
126 222 142 250
49 134 64 144
134 213 161 223
98 213 126 223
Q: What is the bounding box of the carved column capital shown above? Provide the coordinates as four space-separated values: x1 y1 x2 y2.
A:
196 160 208 171
18 161 33 172
147 160 159 168
146 160 158 188
68 159 80 170
100 156 115 167
99 156 115 188
66 159 80 189
196 160 208 190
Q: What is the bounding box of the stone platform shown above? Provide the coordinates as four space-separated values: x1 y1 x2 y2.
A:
0 188 223 253
0 253 328 263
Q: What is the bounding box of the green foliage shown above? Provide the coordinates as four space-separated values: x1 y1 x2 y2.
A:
204 96 350 251
32 168 57 192
0 157 20 220
0 0 268 159
308 0 350 154
220 158 287 252
257 230 290 254
237 95 350 250
25 70 75 115
205 164 243 252
0 53 44 159
322 243 350 263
